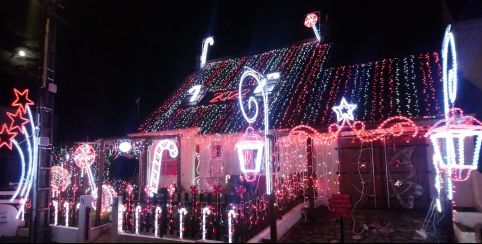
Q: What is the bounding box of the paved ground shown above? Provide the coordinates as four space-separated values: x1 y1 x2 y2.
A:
280 207 448 243
93 229 112 243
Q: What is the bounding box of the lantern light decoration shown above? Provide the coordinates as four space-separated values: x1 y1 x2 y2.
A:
425 25 482 211
236 127 265 182
237 67 272 194
148 139 178 197
50 166 71 197
304 12 321 42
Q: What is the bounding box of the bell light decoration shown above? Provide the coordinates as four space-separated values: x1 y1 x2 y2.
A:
425 25 482 210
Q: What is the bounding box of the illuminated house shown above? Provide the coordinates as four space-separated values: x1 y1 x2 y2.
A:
129 40 446 211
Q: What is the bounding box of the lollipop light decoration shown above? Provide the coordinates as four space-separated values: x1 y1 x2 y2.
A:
73 144 98 197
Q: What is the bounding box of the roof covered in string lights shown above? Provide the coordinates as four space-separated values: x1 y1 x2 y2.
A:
138 41 443 135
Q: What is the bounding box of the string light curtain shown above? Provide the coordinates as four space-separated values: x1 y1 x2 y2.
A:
138 41 442 135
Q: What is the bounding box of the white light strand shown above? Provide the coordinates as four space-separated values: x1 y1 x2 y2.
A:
178 208 187 240
432 155 442 212
86 167 97 198
135 205 141 235
10 139 25 201
16 105 37 219
202 207 211 241
228 209 236 243
441 25 457 120
53 200 58 225
155 206 161 237
118 202 125 233
64 202 69 226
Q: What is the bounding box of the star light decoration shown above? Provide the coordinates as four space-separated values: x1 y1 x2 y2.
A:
0 124 17 150
6 109 29 134
12 88 35 114
332 97 357 125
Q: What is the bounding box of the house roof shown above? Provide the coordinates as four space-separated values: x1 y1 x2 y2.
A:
138 41 443 135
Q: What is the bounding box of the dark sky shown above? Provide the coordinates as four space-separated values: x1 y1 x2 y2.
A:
1 0 482 143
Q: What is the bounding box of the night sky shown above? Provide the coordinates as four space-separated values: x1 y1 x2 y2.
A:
1 0 482 143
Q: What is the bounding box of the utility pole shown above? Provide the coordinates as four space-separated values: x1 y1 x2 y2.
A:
30 0 63 242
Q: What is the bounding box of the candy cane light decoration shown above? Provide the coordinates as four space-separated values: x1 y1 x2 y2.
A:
238 67 272 194
178 208 187 239
200 36 214 69
228 209 236 243
155 206 161 237
148 139 178 197
202 207 211 241
425 25 482 211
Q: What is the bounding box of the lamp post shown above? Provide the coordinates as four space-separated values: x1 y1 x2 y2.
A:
238 67 279 242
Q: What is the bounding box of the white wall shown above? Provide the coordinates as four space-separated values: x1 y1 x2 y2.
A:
0 204 21 237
